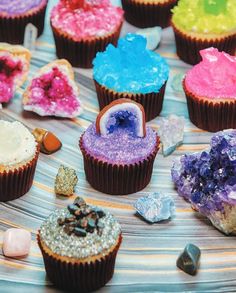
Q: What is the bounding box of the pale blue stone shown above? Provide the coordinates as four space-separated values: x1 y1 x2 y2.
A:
134 193 175 223
136 27 162 51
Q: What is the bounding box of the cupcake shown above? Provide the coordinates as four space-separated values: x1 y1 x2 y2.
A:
171 0 236 65
23 59 83 118
122 0 178 28
93 34 169 121
38 196 122 291
0 120 39 202
172 129 236 235
183 47 236 132
79 98 160 195
50 0 124 68
0 43 31 108
0 0 48 44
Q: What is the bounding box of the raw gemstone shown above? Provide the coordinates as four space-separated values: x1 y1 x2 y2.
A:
172 129 236 235
136 27 162 51
134 192 175 223
203 0 227 15
55 165 78 196
158 114 185 156
3 228 31 257
176 244 201 275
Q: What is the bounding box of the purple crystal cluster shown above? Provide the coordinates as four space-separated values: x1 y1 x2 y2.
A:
172 130 236 217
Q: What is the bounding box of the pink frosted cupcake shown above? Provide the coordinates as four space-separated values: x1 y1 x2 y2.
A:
183 47 236 132
50 0 124 68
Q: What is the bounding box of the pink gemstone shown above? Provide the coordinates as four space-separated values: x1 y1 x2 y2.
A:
3 228 31 257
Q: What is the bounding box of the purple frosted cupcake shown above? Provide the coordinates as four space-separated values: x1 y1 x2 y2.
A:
79 98 160 195
0 0 48 44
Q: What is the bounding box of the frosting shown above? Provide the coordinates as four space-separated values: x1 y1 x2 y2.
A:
0 121 37 166
93 34 169 94
50 0 123 40
0 0 46 16
172 0 236 34
82 123 157 164
185 48 236 99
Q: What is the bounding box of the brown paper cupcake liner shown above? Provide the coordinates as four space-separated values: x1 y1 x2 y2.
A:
51 23 123 68
0 2 48 44
172 23 236 65
38 233 122 292
79 134 160 195
121 0 177 28
0 147 39 202
94 80 167 122
183 80 236 132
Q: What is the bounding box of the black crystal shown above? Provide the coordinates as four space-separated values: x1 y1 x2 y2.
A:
176 244 201 275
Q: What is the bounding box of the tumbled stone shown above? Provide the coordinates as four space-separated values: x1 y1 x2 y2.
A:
158 114 185 156
176 244 201 275
136 27 162 50
74 227 87 237
134 192 175 223
55 165 78 196
3 228 31 257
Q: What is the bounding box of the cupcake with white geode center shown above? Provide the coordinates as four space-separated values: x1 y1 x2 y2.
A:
79 98 160 195
38 196 122 292
0 120 39 201
93 34 169 121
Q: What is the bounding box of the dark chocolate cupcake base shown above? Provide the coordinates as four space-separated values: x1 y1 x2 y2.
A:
94 80 167 122
80 135 160 195
172 23 236 65
121 0 177 28
38 234 122 292
51 23 123 68
183 81 236 132
0 2 47 44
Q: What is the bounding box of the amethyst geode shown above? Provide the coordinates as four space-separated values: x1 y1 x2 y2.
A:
172 129 236 235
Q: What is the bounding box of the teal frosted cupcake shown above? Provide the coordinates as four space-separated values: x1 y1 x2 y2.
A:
93 34 169 121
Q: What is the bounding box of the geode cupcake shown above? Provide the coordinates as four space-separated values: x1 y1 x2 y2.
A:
171 0 236 64
93 34 169 121
0 120 39 201
50 0 124 68
79 98 160 195
0 0 48 44
172 129 236 235
122 0 178 28
38 197 122 292
183 47 236 132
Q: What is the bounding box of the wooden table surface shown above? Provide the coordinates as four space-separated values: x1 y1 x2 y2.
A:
0 1 236 292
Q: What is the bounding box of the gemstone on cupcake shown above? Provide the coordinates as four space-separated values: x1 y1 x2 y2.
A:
23 59 83 118
172 129 236 235
136 27 162 50
55 165 78 196
0 43 31 107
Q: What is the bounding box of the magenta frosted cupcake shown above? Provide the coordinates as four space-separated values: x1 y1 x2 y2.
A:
0 0 48 44
50 0 124 68
79 99 160 195
183 47 236 132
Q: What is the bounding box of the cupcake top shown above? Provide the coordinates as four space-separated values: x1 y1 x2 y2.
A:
0 120 37 167
39 197 121 259
172 0 236 34
0 0 47 16
50 0 123 41
93 34 169 94
81 99 158 164
185 48 236 99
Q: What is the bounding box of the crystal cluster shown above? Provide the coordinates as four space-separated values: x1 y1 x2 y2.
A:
55 165 78 196
93 34 169 94
136 27 162 51
134 192 175 223
172 130 236 235
158 115 185 156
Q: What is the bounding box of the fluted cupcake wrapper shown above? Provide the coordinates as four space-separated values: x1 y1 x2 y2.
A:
0 148 39 202
0 2 47 44
94 80 167 122
79 134 160 195
172 22 236 65
38 233 122 292
51 23 123 68
121 0 177 28
183 80 236 132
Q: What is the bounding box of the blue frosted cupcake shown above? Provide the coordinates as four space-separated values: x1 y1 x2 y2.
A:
93 34 169 121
